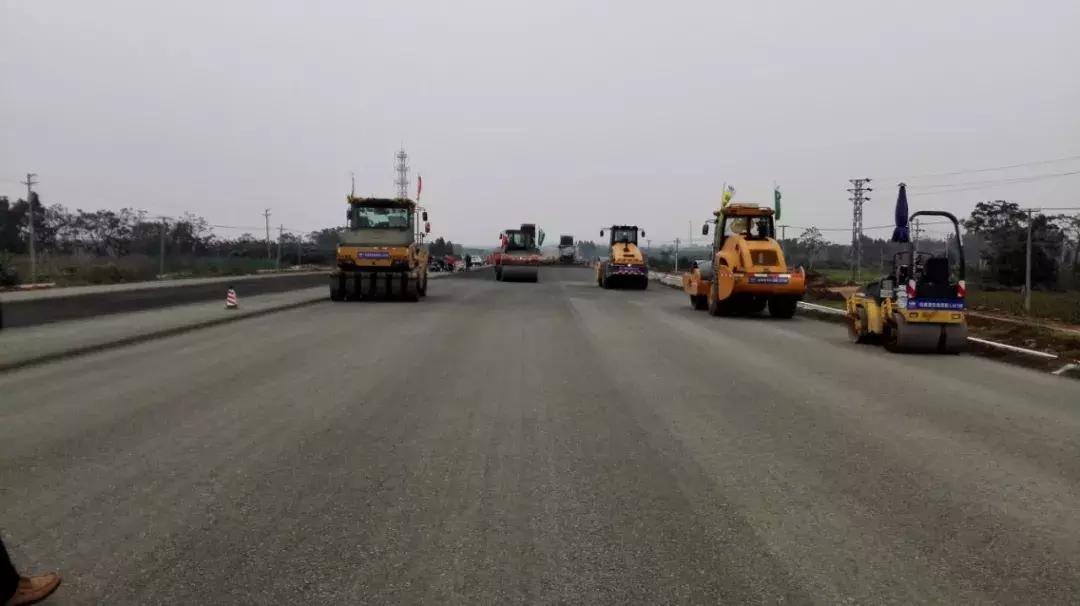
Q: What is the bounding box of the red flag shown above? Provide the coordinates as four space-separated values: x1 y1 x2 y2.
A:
416 175 423 200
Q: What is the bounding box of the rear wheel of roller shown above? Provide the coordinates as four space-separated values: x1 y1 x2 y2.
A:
942 322 968 353
330 274 345 301
746 297 768 314
848 307 870 343
768 296 798 319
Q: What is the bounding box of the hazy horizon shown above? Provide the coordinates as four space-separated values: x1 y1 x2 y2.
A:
3 1 1078 246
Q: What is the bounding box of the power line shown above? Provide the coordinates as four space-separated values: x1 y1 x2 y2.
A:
209 223 314 234
880 152 1080 182
910 169 1080 194
782 220 954 233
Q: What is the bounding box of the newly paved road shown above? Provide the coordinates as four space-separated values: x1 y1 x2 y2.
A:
2 267 1079 604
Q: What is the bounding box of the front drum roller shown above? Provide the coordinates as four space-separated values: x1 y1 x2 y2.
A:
715 266 736 302
889 313 943 352
707 279 736 317
848 307 870 343
942 322 968 353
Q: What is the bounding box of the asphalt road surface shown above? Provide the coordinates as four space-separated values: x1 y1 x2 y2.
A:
3 267 1079 604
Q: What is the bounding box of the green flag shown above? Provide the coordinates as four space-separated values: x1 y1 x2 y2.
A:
721 184 735 208
774 186 782 221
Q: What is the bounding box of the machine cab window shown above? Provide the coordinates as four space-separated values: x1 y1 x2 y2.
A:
504 231 529 250
350 205 412 230
610 227 638 246
719 214 774 245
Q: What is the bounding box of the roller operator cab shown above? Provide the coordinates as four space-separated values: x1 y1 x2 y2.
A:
596 225 648 289
330 196 429 301
558 235 576 264
683 203 805 317
494 223 541 282
846 210 968 353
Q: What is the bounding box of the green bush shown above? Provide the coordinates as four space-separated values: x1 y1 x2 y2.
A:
967 290 1080 324
84 263 125 284
0 252 19 287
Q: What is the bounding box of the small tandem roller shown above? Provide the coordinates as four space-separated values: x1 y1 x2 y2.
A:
846 208 968 353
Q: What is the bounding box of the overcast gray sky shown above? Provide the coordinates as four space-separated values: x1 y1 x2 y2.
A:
3 0 1079 245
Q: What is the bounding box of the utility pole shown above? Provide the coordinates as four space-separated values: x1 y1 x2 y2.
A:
674 238 680 273
350 172 356 197
847 178 872 282
159 218 167 277
912 218 924 249
1025 208 1033 313
277 224 283 270
779 224 787 251
297 233 303 266
21 173 38 284
394 148 410 199
263 209 272 261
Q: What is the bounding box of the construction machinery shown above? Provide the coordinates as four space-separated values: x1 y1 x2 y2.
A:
558 235 576 264
846 210 967 353
494 223 541 282
596 226 648 289
329 196 429 301
684 203 804 317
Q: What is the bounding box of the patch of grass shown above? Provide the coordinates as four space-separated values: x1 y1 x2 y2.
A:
812 268 856 285
967 290 1080 325
967 315 1080 360
5 254 279 287
804 297 846 309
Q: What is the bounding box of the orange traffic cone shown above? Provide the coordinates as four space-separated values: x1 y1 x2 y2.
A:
225 287 238 310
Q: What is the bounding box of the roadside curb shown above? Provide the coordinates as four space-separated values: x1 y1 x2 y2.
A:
2 272 460 373
0 295 327 373
647 271 1078 377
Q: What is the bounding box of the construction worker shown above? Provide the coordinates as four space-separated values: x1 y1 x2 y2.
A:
1 536 61 605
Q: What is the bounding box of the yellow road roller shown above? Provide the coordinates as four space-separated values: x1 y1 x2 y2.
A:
846 210 967 353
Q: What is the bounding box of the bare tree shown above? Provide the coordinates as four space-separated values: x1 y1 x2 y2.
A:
798 227 825 271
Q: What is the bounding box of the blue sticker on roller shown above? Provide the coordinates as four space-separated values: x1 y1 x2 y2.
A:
358 251 391 259
748 275 789 284
907 299 965 310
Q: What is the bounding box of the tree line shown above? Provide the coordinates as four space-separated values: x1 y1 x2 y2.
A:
786 203 1079 288
0 194 349 261
0 193 468 270
4 195 1078 289
643 200 1080 289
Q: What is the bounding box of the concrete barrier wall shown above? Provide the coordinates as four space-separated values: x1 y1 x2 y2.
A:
0 272 328 329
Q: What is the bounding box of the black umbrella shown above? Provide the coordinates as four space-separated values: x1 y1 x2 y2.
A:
891 183 909 243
